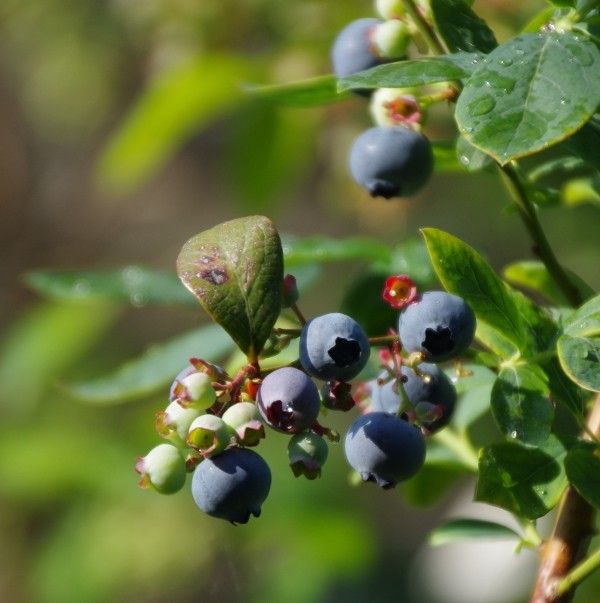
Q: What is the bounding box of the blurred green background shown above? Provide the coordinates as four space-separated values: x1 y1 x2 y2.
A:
1 1 599 602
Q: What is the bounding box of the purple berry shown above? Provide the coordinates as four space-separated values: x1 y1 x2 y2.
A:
191 448 271 524
256 367 320 434
331 18 382 79
349 126 433 198
370 364 457 433
300 312 370 381
344 412 426 488
399 291 476 362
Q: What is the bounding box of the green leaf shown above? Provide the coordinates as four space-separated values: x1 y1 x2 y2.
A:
388 238 438 287
475 322 518 358
476 435 568 519
24 266 195 306
432 140 465 172
564 117 600 169
66 324 233 404
422 228 528 351
97 54 253 192
450 364 496 430
565 445 600 509
337 53 482 92
243 75 346 106
456 136 494 171
282 235 391 267
562 293 600 337
557 334 600 392
542 357 588 417
491 364 553 445
456 33 600 164
177 216 283 358
503 261 595 307
429 519 521 547
430 0 497 53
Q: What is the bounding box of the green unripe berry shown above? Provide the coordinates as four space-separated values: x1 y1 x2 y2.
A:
372 20 410 58
135 444 187 494
177 372 216 410
222 402 265 446
287 431 329 480
187 414 235 457
157 401 201 443
375 0 406 19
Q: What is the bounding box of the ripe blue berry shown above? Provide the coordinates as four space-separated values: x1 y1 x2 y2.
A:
370 364 457 433
191 448 271 524
331 18 382 79
398 291 476 362
349 126 434 198
256 367 320 433
344 412 425 488
300 313 370 381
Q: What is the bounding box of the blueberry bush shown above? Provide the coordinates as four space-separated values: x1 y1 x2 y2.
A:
17 0 600 602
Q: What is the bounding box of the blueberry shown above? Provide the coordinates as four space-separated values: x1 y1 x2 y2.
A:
331 18 382 79
191 448 271 524
299 312 370 381
370 364 457 433
344 412 426 488
349 126 434 198
256 367 320 433
398 291 476 362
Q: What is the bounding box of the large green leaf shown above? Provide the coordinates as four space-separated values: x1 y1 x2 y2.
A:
66 324 233 404
243 75 346 106
97 53 253 192
429 519 520 546
337 53 482 92
491 364 553 446
282 235 392 267
476 435 568 519
177 216 283 358
422 228 528 351
456 33 600 164
562 293 600 337
24 266 195 306
557 334 600 392
503 261 595 307
565 444 600 509
430 0 497 53
450 364 496 430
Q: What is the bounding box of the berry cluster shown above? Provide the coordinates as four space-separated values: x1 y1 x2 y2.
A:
332 1 451 199
136 271 476 523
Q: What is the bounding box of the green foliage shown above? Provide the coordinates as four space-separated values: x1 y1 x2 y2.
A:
491 364 553 446
66 324 233 404
430 0 497 53
337 53 482 91
456 33 600 164
564 444 600 509
429 518 520 546
476 435 568 519
25 266 195 306
176 216 283 358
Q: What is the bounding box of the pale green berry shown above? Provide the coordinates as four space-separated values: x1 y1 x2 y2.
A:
222 402 265 446
157 401 201 442
372 20 410 58
178 372 216 410
135 444 186 494
370 88 424 127
287 431 329 479
375 0 406 19
187 414 234 457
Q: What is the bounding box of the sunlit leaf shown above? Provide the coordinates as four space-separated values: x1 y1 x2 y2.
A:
456 33 600 164
429 519 520 546
177 216 283 357
66 324 233 404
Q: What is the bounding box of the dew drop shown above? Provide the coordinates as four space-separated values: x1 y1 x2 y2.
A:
467 95 496 117
498 57 513 67
560 97 570 106
510 430 518 439
74 281 91 296
130 293 146 307
459 154 470 166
